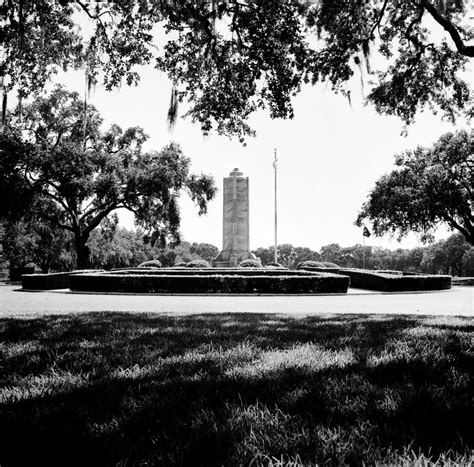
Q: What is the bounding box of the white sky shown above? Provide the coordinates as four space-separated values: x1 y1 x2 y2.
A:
53 12 472 253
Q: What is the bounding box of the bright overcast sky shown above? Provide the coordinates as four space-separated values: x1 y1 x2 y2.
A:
54 16 472 252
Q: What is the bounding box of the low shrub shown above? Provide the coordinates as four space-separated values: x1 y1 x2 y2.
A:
339 268 451 291
9 266 35 282
321 262 339 268
137 259 162 268
70 271 349 294
239 259 262 268
265 262 287 269
22 270 100 290
297 261 325 269
186 259 211 268
174 262 187 267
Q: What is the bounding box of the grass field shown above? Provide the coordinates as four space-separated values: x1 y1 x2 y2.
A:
0 312 473 466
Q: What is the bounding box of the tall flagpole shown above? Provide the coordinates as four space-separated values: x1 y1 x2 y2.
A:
362 230 366 269
273 148 278 264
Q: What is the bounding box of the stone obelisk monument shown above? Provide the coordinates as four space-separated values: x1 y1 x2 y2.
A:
213 168 252 267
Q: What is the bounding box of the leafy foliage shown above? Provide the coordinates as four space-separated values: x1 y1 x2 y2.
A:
357 130 473 245
256 237 474 276
186 259 211 268
137 260 162 269
265 262 287 269
239 259 263 268
253 244 321 268
1 1 473 140
1 88 216 268
0 132 35 220
87 228 220 270
297 261 327 269
189 242 219 264
2 198 75 272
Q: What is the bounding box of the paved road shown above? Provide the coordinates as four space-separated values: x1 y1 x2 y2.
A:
1 285 472 317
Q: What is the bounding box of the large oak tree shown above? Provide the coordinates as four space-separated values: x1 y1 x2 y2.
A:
1 87 216 268
1 1 473 139
357 129 474 245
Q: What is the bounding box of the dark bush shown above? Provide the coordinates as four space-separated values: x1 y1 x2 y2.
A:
137 259 162 268
239 259 262 268
186 259 210 268
10 266 35 282
339 268 451 291
70 271 349 294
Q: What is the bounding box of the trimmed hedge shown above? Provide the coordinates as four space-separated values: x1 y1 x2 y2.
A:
239 259 262 268
338 268 451 292
107 268 319 277
186 259 210 268
375 269 403 276
266 262 287 269
299 266 340 274
297 261 325 269
70 271 349 294
22 270 100 290
137 260 162 268
452 277 474 286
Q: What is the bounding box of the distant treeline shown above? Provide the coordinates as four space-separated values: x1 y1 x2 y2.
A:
1 221 473 277
253 236 474 276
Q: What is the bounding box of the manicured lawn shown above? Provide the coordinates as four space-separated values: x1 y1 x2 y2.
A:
0 312 473 466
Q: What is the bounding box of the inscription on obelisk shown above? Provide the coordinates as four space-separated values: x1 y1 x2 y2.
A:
213 168 251 267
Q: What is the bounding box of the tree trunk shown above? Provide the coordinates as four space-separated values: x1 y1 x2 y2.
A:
74 233 90 270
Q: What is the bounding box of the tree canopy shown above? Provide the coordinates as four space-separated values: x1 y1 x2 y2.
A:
1 87 216 268
1 1 473 139
357 129 474 245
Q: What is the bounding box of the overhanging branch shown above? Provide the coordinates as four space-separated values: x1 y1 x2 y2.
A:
422 0 474 57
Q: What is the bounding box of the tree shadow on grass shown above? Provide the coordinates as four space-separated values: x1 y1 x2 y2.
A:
0 313 473 466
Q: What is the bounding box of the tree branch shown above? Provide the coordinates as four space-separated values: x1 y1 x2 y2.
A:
82 204 117 237
39 211 74 232
76 1 113 21
422 0 474 57
405 4 425 50
40 187 75 220
439 210 471 240
369 0 389 39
